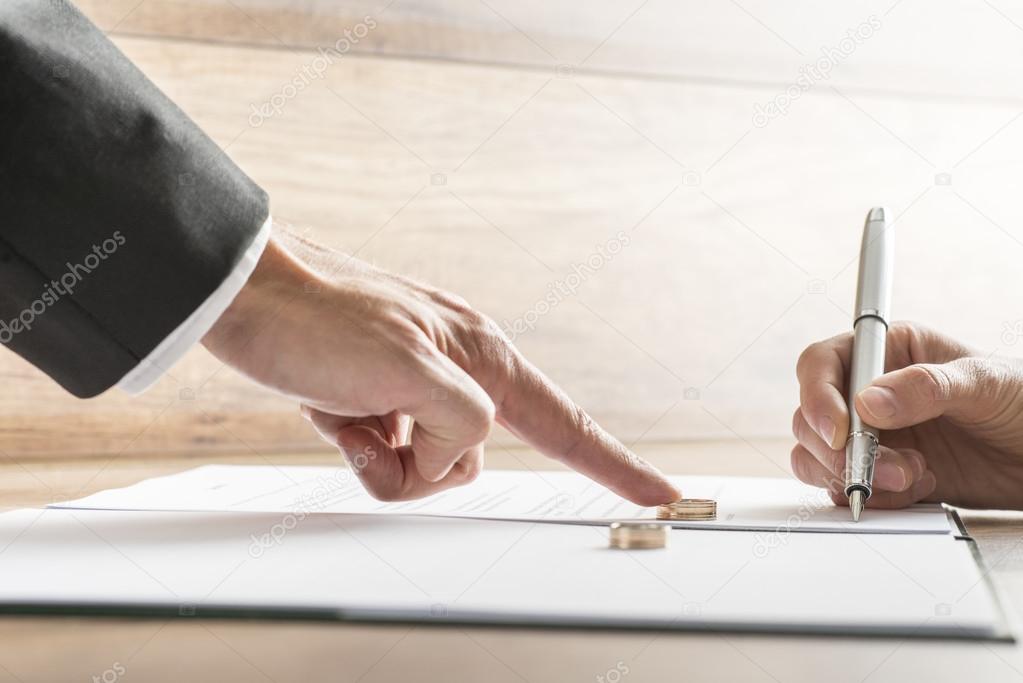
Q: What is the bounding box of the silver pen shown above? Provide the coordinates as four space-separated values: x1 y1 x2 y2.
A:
845 207 894 521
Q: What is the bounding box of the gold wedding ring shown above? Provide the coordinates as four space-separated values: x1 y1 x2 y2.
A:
609 522 669 550
656 499 717 521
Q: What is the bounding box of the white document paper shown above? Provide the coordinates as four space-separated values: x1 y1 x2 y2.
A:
52 465 952 534
0 508 1002 638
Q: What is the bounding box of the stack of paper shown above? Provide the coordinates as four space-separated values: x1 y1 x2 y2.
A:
52 466 953 534
0 466 999 639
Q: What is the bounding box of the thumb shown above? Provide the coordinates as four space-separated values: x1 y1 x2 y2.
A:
855 358 1016 429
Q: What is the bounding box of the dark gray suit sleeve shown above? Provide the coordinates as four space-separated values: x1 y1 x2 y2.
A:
0 0 269 397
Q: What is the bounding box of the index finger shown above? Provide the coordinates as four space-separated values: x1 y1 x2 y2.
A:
795 332 853 450
492 352 681 506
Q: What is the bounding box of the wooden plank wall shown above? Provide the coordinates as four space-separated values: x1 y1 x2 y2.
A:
75 0 1023 101
3 0 1022 459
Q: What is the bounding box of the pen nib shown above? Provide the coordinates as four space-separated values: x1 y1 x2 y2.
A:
849 490 864 522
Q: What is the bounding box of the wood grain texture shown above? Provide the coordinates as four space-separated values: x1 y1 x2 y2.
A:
0 615 1019 683
76 0 1023 102
6 8 1023 678
4 24 1023 457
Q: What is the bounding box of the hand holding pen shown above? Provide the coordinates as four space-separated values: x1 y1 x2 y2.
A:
791 236 1023 511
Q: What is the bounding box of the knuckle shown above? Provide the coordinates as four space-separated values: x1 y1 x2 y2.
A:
916 358 996 404
908 320 948 346
458 305 489 330
404 339 442 371
896 320 967 364
908 364 952 403
454 454 483 484
796 337 843 379
791 408 805 441
795 343 821 373
790 446 806 480
357 476 401 502
312 424 339 445
952 358 1021 415
461 397 495 443
386 318 435 357
365 486 398 503
467 413 494 444
890 319 926 337
887 320 916 347
473 312 513 352
956 358 998 391
458 309 515 374
431 289 474 315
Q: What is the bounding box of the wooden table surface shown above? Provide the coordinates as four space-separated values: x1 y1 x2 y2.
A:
1 443 1023 683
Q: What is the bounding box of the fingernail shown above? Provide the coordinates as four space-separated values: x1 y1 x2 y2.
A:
664 481 684 505
859 386 897 419
904 449 926 480
917 471 938 499
815 416 836 447
874 461 907 490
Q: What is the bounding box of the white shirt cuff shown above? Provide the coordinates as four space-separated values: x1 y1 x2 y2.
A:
117 215 273 395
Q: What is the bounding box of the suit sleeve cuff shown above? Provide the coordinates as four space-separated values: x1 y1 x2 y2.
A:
116 215 273 395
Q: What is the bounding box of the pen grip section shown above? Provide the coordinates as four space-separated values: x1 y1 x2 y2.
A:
845 317 887 496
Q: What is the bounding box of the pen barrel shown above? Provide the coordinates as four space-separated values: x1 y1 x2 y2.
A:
845 316 887 495
846 317 886 435
854 209 894 322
